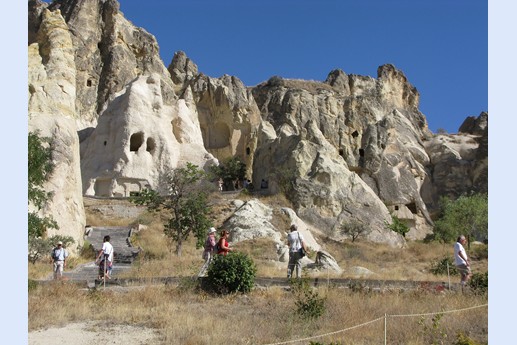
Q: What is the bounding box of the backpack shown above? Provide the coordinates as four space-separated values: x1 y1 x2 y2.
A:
52 248 59 260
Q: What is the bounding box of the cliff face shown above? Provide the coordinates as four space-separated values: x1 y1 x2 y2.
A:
27 0 487 247
28 6 85 248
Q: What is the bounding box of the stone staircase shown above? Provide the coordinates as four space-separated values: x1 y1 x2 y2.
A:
61 226 141 283
86 226 140 264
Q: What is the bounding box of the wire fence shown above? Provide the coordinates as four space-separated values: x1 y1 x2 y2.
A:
262 303 488 345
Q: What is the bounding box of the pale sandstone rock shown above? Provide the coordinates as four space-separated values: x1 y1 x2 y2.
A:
28 8 85 251
80 74 217 197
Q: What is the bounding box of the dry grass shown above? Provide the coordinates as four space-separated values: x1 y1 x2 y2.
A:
29 282 488 344
29 194 488 344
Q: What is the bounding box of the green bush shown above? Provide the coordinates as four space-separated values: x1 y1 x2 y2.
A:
386 215 410 238
28 235 75 264
430 256 458 276
78 240 96 260
291 278 326 320
433 193 488 243
205 252 257 294
468 272 488 294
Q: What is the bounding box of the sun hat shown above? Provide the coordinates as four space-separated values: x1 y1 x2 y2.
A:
57 241 63 245
208 227 217 233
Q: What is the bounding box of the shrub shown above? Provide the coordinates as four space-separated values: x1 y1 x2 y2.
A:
430 256 458 276
468 272 488 294
28 235 75 264
340 219 368 242
78 240 96 260
291 278 326 320
205 252 257 294
433 194 488 243
386 215 410 238
469 244 488 260
453 332 481 345
418 313 448 345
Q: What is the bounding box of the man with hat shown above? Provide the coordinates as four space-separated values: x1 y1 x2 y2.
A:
198 227 217 277
50 241 69 280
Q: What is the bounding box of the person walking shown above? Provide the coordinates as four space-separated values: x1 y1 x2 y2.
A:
217 230 233 256
454 235 471 291
50 241 69 280
286 224 308 279
198 227 217 277
96 235 114 280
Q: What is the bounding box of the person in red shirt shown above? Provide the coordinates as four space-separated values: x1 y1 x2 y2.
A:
217 230 233 255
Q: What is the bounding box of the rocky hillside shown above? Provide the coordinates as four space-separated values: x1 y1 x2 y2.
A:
28 0 487 251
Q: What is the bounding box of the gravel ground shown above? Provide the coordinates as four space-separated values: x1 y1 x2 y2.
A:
28 321 161 345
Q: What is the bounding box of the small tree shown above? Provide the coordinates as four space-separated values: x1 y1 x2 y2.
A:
433 193 488 244
290 277 327 320
386 215 410 238
209 156 246 191
340 219 368 242
28 131 58 238
131 163 212 256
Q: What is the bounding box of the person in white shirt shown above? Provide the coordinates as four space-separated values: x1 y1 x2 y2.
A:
50 241 69 280
96 235 114 280
286 224 308 279
454 235 471 291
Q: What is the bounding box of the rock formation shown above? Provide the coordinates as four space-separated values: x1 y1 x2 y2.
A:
80 73 218 197
27 0 487 252
28 7 85 248
169 51 261 179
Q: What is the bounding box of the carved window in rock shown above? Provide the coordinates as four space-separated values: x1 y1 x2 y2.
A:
208 122 231 149
146 137 156 154
130 132 144 152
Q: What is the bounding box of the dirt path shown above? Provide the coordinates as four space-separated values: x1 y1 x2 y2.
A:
28 321 160 345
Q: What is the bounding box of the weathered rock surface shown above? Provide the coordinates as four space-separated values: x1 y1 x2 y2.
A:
27 0 487 253
80 73 218 196
28 7 85 249
222 198 342 273
170 51 261 180
422 115 488 213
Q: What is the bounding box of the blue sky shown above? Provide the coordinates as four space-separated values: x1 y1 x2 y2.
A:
119 0 487 134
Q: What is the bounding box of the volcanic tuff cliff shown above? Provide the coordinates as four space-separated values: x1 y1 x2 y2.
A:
28 0 487 250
